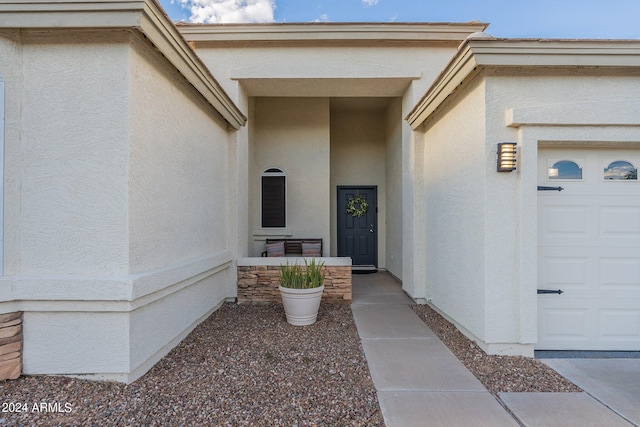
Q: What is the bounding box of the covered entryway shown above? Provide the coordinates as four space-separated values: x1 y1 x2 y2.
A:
537 147 640 350
329 97 403 276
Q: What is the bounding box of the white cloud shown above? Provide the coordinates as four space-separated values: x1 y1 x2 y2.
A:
362 0 379 6
178 0 275 24
313 13 329 22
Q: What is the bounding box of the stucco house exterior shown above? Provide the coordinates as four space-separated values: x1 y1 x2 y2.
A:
0 0 638 382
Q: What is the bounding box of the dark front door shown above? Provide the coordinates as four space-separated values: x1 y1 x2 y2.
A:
337 186 377 267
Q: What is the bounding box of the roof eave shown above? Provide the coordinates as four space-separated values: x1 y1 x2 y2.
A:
407 38 640 130
0 0 246 129
406 40 479 129
178 21 489 44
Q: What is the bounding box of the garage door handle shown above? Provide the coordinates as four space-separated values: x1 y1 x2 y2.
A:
537 186 564 191
537 289 564 295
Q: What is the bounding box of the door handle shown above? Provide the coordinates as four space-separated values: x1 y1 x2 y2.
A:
369 224 374 233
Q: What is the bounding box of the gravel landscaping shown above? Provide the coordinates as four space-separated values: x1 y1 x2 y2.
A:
1 303 383 427
411 304 582 395
1 299 583 426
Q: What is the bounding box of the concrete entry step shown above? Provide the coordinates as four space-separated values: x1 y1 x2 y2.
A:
352 265 377 272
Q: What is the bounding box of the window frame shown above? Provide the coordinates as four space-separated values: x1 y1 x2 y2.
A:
603 159 638 181
547 159 584 182
260 168 287 229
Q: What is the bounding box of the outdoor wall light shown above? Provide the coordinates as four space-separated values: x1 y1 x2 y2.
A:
497 142 517 172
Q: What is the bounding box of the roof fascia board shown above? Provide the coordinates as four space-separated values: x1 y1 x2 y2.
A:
406 42 478 129
407 39 640 130
0 0 246 129
470 39 640 67
0 0 145 27
178 22 489 43
138 0 246 128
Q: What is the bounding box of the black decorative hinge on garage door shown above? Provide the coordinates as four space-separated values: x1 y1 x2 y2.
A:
537 289 564 295
537 186 564 191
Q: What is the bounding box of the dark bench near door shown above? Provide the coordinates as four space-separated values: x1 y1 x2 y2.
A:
262 238 323 257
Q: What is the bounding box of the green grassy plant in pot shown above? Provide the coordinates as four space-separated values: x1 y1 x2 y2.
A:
279 258 325 326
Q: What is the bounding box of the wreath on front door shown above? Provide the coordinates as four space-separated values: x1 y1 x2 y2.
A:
346 194 369 218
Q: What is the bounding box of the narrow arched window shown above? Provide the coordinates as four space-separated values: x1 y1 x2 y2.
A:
604 161 637 180
261 168 286 228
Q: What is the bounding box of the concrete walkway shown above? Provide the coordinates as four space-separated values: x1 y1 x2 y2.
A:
351 272 637 427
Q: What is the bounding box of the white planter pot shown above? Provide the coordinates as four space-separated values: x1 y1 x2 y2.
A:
279 285 324 326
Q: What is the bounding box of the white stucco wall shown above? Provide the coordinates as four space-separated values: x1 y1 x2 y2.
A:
228 82 251 261
0 31 21 278
385 98 403 279
0 31 237 381
486 71 640 114
0 77 3 276
125 37 235 377
8 32 131 276
24 311 130 375
418 66 640 355
401 88 426 299
128 269 229 378
421 78 488 343
128 36 230 273
250 97 331 256
329 104 386 265
0 31 132 376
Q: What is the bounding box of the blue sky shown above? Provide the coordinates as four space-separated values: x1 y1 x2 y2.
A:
160 0 640 39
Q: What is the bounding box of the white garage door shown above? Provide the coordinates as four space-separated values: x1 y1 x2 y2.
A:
537 148 640 350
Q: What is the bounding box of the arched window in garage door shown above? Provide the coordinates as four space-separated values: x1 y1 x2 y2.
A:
548 160 583 180
604 160 637 180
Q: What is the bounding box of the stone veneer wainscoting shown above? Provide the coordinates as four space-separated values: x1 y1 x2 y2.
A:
0 312 23 381
237 258 352 304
